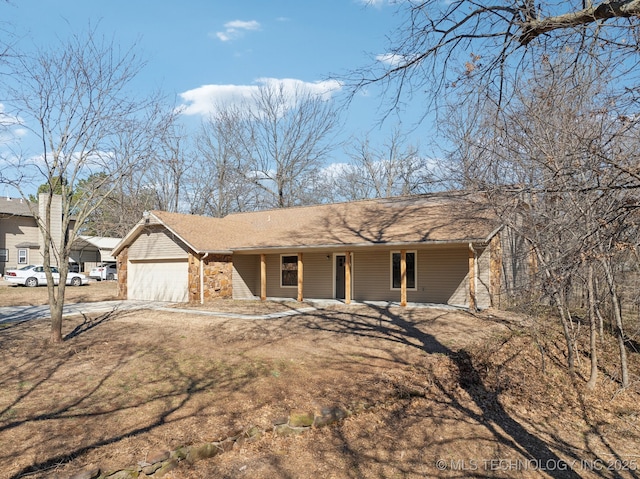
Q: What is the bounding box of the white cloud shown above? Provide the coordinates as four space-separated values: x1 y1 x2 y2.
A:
321 162 352 179
179 78 343 116
179 84 256 116
214 20 260 42
0 103 22 128
257 77 341 101
0 104 27 146
376 53 405 67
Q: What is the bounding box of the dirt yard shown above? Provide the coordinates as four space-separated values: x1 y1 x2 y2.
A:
0 279 119 307
0 284 639 479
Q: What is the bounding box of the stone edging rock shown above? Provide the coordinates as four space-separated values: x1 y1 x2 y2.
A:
66 403 368 479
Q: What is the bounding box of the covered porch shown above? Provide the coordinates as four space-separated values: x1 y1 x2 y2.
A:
231 239 500 311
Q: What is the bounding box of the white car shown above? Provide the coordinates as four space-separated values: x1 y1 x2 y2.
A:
89 262 117 281
4 265 89 287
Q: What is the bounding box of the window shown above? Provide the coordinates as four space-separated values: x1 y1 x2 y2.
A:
18 249 28 264
281 255 298 287
391 251 416 290
0 249 7 262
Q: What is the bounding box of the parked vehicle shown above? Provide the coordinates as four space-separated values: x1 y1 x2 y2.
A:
89 262 117 281
4 265 89 287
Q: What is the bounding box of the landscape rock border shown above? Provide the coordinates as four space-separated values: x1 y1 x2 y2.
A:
65 403 369 479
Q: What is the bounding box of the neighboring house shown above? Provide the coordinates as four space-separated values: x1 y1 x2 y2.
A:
0 196 40 276
72 236 121 266
113 192 507 309
0 194 121 275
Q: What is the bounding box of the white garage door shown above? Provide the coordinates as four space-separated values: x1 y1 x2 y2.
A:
128 259 189 302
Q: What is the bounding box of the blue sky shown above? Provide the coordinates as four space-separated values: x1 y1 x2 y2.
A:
1 0 433 197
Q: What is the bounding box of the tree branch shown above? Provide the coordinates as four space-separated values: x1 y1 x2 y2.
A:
519 0 640 44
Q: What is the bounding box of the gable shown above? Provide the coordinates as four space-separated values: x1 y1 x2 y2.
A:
128 225 189 260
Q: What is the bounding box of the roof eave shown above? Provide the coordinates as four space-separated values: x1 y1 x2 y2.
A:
198 250 234 255
230 237 495 254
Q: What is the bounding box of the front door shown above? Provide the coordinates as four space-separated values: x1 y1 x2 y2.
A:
335 255 346 299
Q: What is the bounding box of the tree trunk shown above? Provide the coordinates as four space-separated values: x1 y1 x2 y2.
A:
50 296 64 343
40 195 64 344
600 256 629 388
557 303 575 373
586 263 598 390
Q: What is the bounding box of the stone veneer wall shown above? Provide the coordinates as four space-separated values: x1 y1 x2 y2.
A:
188 253 233 302
116 247 128 300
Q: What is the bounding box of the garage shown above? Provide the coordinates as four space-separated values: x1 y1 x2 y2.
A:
122 224 192 303
128 259 189 302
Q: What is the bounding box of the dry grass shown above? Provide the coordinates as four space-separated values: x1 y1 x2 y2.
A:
0 288 639 479
0 279 118 307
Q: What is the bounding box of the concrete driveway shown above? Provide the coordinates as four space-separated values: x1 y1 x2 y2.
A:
0 300 174 324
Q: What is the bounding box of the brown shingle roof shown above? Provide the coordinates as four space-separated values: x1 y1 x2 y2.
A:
148 192 499 254
0 197 34 217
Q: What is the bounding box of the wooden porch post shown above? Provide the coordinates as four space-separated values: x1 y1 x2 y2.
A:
260 254 267 301
400 249 407 307
469 243 477 313
297 252 304 302
345 251 352 304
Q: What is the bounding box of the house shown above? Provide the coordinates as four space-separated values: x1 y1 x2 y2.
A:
72 236 121 265
0 194 120 275
113 192 505 309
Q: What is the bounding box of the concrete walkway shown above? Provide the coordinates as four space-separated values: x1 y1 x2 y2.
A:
155 305 317 320
0 300 318 324
0 297 464 325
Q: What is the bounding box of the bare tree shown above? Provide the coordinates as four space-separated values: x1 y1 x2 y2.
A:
342 129 433 200
444 55 639 387
1 28 172 343
230 81 341 208
148 112 191 213
349 1 640 114
186 108 261 217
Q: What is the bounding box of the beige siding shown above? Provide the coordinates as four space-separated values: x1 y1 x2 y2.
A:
128 227 189 260
300 253 333 299
38 194 63 265
232 255 260 299
236 253 334 300
263 253 332 299
265 253 297 299
421 247 469 306
0 216 41 274
258 253 333 299
351 247 469 305
353 251 394 301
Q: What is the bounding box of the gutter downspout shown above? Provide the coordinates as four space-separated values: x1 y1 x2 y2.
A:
200 253 210 305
